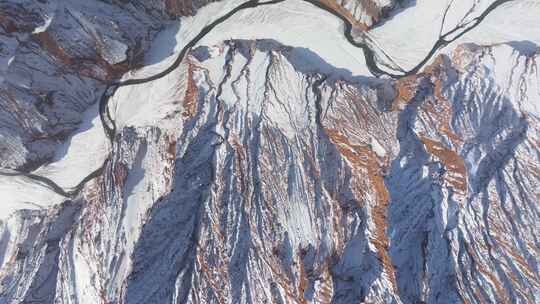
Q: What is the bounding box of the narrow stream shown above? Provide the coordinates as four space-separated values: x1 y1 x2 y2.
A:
0 0 511 198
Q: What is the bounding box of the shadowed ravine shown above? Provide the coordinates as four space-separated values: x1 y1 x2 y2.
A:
0 0 513 203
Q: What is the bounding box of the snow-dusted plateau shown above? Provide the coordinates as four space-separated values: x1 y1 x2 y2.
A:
0 0 539 303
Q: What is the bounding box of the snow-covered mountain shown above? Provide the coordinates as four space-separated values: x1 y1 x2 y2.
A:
0 0 538 303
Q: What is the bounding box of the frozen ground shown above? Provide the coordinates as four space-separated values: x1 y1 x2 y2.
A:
0 103 107 220
1 0 537 230
112 0 375 131
198 0 372 76
0 0 538 302
33 102 109 189
0 174 65 220
368 0 540 71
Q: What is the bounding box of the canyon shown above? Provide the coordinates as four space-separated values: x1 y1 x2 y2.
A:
0 0 539 303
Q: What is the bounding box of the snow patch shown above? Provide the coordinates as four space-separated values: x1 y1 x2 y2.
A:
33 102 109 189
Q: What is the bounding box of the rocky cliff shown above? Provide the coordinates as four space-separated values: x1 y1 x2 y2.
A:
0 0 538 303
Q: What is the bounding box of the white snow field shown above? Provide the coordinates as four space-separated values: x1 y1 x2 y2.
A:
368 0 540 72
2 0 537 225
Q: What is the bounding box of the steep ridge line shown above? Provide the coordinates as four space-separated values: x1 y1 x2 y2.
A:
0 0 513 200
0 0 286 199
100 0 287 140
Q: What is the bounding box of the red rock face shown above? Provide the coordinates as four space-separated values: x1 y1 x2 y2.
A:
387 44 540 303
0 1 538 303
